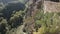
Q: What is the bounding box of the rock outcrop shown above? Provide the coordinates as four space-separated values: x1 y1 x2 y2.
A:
44 1 60 13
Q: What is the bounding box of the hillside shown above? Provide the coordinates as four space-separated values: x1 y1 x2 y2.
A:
0 0 60 34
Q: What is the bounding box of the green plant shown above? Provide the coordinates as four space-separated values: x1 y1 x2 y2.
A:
34 10 60 34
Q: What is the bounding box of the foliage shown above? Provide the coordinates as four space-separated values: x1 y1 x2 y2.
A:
0 2 26 34
33 10 60 34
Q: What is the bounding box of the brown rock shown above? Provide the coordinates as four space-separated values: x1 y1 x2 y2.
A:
44 1 60 13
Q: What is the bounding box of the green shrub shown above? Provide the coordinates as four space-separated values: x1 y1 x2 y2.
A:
34 10 60 34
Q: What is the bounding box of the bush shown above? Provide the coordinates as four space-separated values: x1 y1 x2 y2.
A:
34 10 60 34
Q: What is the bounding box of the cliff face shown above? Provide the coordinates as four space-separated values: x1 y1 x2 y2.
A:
44 1 60 13
45 0 60 2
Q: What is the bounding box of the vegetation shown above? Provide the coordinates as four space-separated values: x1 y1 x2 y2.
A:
33 10 60 34
0 0 60 34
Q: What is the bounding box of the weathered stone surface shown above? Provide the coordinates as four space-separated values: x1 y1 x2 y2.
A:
44 1 60 13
